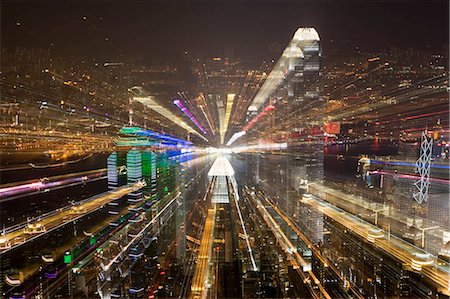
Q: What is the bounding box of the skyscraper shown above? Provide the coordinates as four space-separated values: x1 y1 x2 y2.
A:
141 150 157 201
127 149 143 203
107 152 119 190
290 27 322 105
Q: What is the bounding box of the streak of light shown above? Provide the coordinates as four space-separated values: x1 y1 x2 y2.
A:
0 169 106 200
257 190 365 299
402 109 450 121
102 191 182 271
248 191 332 299
190 207 216 299
228 177 258 271
243 105 275 132
301 191 450 295
223 93 235 136
133 96 208 142
173 99 207 135
226 131 245 146
370 159 450 169
196 93 216 135
368 170 450 185
0 182 144 254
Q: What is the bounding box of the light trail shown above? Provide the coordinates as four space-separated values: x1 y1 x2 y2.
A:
223 94 235 135
190 207 216 299
308 182 447 242
0 182 144 254
73 157 213 299
326 75 447 123
370 159 450 169
102 191 182 271
133 96 208 142
368 170 450 185
199 105 216 135
195 93 216 135
243 105 275 132
228 178 258 271
97 191 183 298
401 109 450 121
179 178 217 298
174 99 207 135
0 153 96 172
257 190 365 299
1 176 106 203
0 169 106 200
301 191 450 296
247 190 332 299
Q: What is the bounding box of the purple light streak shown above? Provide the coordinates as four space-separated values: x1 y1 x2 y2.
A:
173 99 207 135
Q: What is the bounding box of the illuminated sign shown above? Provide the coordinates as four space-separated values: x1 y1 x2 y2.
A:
324 122 340 134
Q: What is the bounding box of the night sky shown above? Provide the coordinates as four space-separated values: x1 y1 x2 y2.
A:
2 0 449 63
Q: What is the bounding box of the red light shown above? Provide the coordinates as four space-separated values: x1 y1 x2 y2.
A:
243 105 276 131
160 271 166 275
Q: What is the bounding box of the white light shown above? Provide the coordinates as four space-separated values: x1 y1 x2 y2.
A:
293 27 320 42
226 131 246 146
222 94 235 141
244 27 319 128
208 155 235 177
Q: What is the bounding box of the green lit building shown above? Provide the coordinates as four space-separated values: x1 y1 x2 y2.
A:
141 150 157 200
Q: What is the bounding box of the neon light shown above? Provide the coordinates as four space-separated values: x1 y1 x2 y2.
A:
368 170 450 185
227 104 275 145
402 110 450 121
173 99 207 135
133 96 207 141
44 272 58 279
136 130 192 145
243 105 275 132
119 127 193 146
370 160 450 169
64 252 72 264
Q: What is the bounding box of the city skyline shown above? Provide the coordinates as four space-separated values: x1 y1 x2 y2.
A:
0 1 449 298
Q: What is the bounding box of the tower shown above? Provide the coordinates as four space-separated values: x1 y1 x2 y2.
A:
413 132 433 204
127 149 143 203
107 152 119 190
290 27 322 105
141 150 157 201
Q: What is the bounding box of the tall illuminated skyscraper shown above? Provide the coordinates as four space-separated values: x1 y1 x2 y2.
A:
291 27 322 104
289 28 324 245
141 150 156 201
156 152 169 199
127 148 143 203
107 152 119 190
